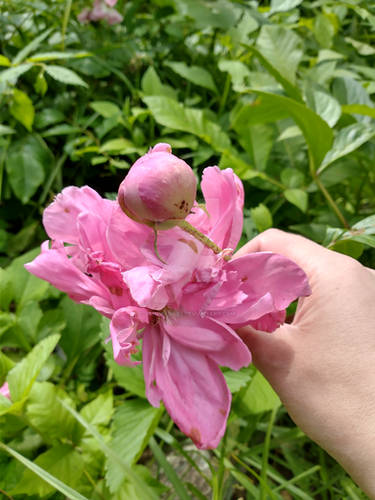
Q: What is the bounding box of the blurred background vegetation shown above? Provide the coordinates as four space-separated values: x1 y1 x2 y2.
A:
0 0 374 498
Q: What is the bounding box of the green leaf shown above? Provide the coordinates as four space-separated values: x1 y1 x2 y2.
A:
248 91 333 171
80 391 113 426
270 0 303 13
10 88 34 131
143 96 231 153
345 37 375 56
6 247 50 307
10 444 85 498
0 351 15 382
0 55 11 66
91 100 121 118
45 65 88 87
333 77 373 122
28 51 91 62
106 400 162 492
237 370 280 415
34 108 65 129
0 124 15 135
305 85 341 127
6 134 52 203
59 296 101 363
284 188 308 212
34 70 48 95
0 63 32 83
13 28 52 64
251 204 273 232
165 61 217 92
342 104 375 119
7 334 60 402
256 25 303 86
318 123 375 174
314 13 335 48
100 138 142 154
218 59 253 93
281 168 305 188
26 382 80 443
141 67 177 99
223 367 252 393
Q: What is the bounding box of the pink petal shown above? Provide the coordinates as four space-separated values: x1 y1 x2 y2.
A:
110 307 148 365
162 314 251 370
0 382 10 400
200 167 244 250
208 252 311 324
43 186 113 244
25 243 110 304
142 325 231 449
123 266 169 310
105 0 118 6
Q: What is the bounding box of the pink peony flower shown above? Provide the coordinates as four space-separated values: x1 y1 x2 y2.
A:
0 382 10 400
77 0 123 25
25 145 310 448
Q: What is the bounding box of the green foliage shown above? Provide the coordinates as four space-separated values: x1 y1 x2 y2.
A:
0 0 374 498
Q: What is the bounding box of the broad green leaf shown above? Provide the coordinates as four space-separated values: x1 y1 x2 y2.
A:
13 28 52 64
26 382 80 443
305 85 341 127
91 100 121 118
236 123 274 171
238 370 280 415
16 301 43 343
10 444 85 498
100 138 141 154
34 70 48 95
345 37 375 56
231 98 289 128
284 188 308 212
0 351 15 382
0 63 32 83
59 296 101 362
248 91 333 171
6 247 50 307
28 51 91 62
255 25 303 89
143 96 231 152
251 204 273 232
45 65 88 87
7 334 60 402
34 108 65 129
281 168 305 188
42 124 81 136
318 123 375 174
352 214 375 233
6 134 52 203
270 0 303 13
106 400 162 492
0 393 12 412
165 61 217 92
10 88 34 131
80 391 113 426
223 367 252 393
218 59 252 93
175 0 239 30
109 361 146 398
141 67 177 99
333 77 373 122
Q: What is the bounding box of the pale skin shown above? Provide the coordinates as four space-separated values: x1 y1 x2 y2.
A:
235 229 375 498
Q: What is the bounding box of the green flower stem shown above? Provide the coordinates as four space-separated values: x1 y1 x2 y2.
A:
176 220 231 261
313 174 349 229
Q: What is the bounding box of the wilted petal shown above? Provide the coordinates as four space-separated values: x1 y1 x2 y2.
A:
201 167 244 250
110 307 148 365
143 325 231 449
163 314 251 370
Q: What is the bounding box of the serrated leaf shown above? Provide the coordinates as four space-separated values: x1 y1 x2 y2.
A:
13 28 52 64
0 63 32 83
80 391 113 426
143 96 231 153
6 134 52 203
106 400 162 492
318 123 375 174
7 334 60 402
91 100 121 117
26 382 80 443
10 444 85 497
165 61 217 92
284 188 308 212
45 65 88 87
10 89 34 131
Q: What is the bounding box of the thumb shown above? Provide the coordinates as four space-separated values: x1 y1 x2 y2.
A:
238 324 295 386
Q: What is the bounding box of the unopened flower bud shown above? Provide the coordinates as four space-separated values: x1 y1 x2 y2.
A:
118 143 197 224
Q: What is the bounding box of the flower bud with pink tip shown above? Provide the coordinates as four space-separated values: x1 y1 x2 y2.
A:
118 143 197 225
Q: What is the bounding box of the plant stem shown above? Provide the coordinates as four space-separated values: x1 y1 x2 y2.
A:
313 173 349 228
61 0 72 51
176 220 231 260
260 406 277 500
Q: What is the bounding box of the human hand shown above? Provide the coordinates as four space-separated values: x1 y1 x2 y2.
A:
235 229 375 497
